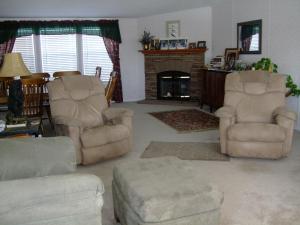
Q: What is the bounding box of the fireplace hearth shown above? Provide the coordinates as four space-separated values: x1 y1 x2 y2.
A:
157 71 190 100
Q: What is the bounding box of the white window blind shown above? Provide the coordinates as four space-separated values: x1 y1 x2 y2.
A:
12 34 113 80
40 34 77 74
82 35 113 82
12 35 36 72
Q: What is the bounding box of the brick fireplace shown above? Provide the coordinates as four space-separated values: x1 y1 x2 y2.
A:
141 49 206 100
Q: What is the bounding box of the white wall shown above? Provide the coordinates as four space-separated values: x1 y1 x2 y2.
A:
134 7 212 101
212 0 300 129
118 18 140 102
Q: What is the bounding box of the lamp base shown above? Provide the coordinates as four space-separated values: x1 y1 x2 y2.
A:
8 79 24 117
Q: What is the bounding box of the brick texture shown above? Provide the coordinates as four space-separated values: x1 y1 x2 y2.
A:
143 53 205 100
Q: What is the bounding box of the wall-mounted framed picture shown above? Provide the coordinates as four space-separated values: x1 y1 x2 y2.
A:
160 40 169 50
166 20 180 38
177 39 188 49
197 41 206 48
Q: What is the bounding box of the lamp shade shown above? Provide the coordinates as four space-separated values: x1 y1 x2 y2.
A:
0 53 31 77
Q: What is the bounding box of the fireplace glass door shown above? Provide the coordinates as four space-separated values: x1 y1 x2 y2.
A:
157 71 191 100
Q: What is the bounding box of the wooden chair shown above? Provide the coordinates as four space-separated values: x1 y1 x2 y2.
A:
53 71 81 79
95 66 102 79
21 78 45 118
105 71 117 106
22 73 50 82
0 77 13 106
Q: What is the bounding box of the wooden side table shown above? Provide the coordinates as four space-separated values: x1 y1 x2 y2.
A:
199 68 230 112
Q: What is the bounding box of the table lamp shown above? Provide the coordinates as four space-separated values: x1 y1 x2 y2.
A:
0 53 31 118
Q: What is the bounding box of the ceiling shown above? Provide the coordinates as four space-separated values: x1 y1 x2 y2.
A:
0 0 222 18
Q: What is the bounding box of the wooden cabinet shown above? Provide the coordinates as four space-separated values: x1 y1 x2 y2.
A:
200 69 230 112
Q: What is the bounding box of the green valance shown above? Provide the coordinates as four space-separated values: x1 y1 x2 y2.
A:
0 20 122 44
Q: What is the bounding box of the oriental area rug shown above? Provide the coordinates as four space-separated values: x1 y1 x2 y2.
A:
149 109 219 133
141 141 229 161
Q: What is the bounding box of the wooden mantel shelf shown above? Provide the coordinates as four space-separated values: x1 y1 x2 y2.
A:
139 48 207 55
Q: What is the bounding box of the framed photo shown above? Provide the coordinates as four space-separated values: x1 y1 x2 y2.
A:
168 39 177 50
188 42 196 49
197 41 206 48
151 39 160 50
224 48 240 70
177 39 188 49
166 21 180 38
160 40 169 50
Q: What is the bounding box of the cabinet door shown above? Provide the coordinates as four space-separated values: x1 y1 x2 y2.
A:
215 72 227 108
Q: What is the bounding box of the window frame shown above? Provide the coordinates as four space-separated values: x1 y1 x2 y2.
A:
12 33 113 81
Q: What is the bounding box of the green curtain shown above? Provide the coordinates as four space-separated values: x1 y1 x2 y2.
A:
0 20 122 44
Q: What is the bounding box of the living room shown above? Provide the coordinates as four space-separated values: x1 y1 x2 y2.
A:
0 0 300 225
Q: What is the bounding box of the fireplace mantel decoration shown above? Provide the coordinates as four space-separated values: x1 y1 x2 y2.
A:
141 48 207 100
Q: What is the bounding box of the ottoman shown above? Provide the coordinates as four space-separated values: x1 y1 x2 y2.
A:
112 158 223 225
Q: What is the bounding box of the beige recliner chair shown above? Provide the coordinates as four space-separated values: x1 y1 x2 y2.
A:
215 71 297 159
47 76 133 165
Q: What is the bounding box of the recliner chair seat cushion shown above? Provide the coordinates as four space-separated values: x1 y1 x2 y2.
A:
81 125 130 148
228 123 285 142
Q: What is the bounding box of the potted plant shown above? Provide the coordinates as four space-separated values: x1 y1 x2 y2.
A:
253 58 300 97
139 30 154 50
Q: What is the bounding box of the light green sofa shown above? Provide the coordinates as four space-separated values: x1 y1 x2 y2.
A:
0 137 104 225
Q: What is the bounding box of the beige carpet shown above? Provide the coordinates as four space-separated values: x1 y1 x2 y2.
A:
142 141 229 161
76 102 300 225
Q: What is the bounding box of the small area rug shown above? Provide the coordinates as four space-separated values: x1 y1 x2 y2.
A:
137 99 199 107
149 109 219 132
141 141 229 161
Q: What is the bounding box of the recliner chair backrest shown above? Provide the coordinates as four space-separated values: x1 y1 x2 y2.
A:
47 76 107 128
224 71 286 123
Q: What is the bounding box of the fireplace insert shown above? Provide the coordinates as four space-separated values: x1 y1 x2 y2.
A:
157 71 191 100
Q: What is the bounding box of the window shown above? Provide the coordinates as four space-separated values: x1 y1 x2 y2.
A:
40 34 77 74
82 35 113 82
12 34 113 82
12 35 36 72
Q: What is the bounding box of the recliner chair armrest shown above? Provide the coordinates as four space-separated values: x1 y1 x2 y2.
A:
53 116 83 127
215 106 236 118
273 107 297 121
102 108 134 121
0 174 104 224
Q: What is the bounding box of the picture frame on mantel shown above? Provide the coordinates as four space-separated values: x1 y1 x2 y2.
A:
166 20 180 38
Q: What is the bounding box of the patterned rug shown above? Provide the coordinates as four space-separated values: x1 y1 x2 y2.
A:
149 109 219 132
141 141 229 161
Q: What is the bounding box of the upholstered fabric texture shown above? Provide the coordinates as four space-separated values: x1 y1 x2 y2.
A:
47 76 133 165
0 137 105 225
112 158 223 225
0 136 76 181
215 71 296 159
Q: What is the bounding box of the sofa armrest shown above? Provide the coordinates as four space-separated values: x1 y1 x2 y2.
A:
102 108 134 128
215 106 236 118
273 107 297 121
53 116 83 127
102 108 134 121
0 174 104 225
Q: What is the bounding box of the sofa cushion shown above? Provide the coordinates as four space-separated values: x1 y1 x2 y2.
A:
0 137 76 181
81 124 130 148
228 123 285 142
113 158 223 223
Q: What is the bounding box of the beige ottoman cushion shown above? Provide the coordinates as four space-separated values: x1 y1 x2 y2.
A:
113 158 223 225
